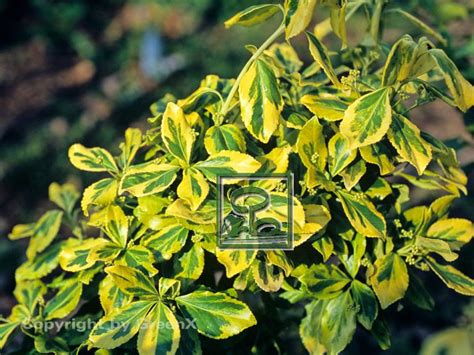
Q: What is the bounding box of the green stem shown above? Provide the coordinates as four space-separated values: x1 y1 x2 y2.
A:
75 342 88 355
207 88 224 104
370 0 385 43
219 24 285 119
21 326 37 339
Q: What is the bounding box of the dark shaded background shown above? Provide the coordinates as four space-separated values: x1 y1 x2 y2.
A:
0 0 472 353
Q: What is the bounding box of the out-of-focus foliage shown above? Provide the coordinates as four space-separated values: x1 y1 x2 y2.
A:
420 300 473 355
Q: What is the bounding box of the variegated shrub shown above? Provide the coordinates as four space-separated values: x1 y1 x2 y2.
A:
3 1 474 354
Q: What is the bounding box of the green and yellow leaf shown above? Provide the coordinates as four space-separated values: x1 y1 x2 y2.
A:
336 190 386 238
382 35 417 86
410 37 437 78
306 32 341 86
319 291 357 354
430 49 474 112
254 145 292 190
416 236 458 262
48 182 79 213
134 195 170 230
296 116 327 171
82 178 118 216
8 304 30 323
68 144 118 173
365 177 393 200
138 302 181 355
33 335 70 354
89 301 155 349
298 264 350 299
252 259 284 292
216 250 256 278
204 124 246 155
284 0 317 39
176 244 205 280
120 127 142 167
77 263 103 285
427 218 474 248
266 250 293 276
120 162 180 197
59 238 104 272
177 168 209 211
195 151 260 182
351 280 378 330
340 88 392 149
105 265 158 296
339 234 366 278
103 205 129 247
286 112 308 129
299 301 326 354
328 133 357 176
256 193 305 231
295 204 331 246
0 322 19 350
225 4 281 28
359 142 396 176
158 278 181 299
261 145 291 173
177 85 222 114
27 210 63 260
175 291 257 339
429 194 458 219
88 239 122 263
14 280 46 313
8 223 35 240
99 275 132 315
162 102 195 165
265 42 303 74
387 114 432 175
312 237 334 262
119 245 158 277
382 35 435 86
239 59 283 143
16 243 61 281
370 253 409 309
341 159 366 191
142 224 189 260
329 2 347 48
426 257 474 296
166 200 216 228
301 95 347 121
44 281 83 320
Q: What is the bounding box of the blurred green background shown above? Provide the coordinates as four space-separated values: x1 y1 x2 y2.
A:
0 0 472 353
